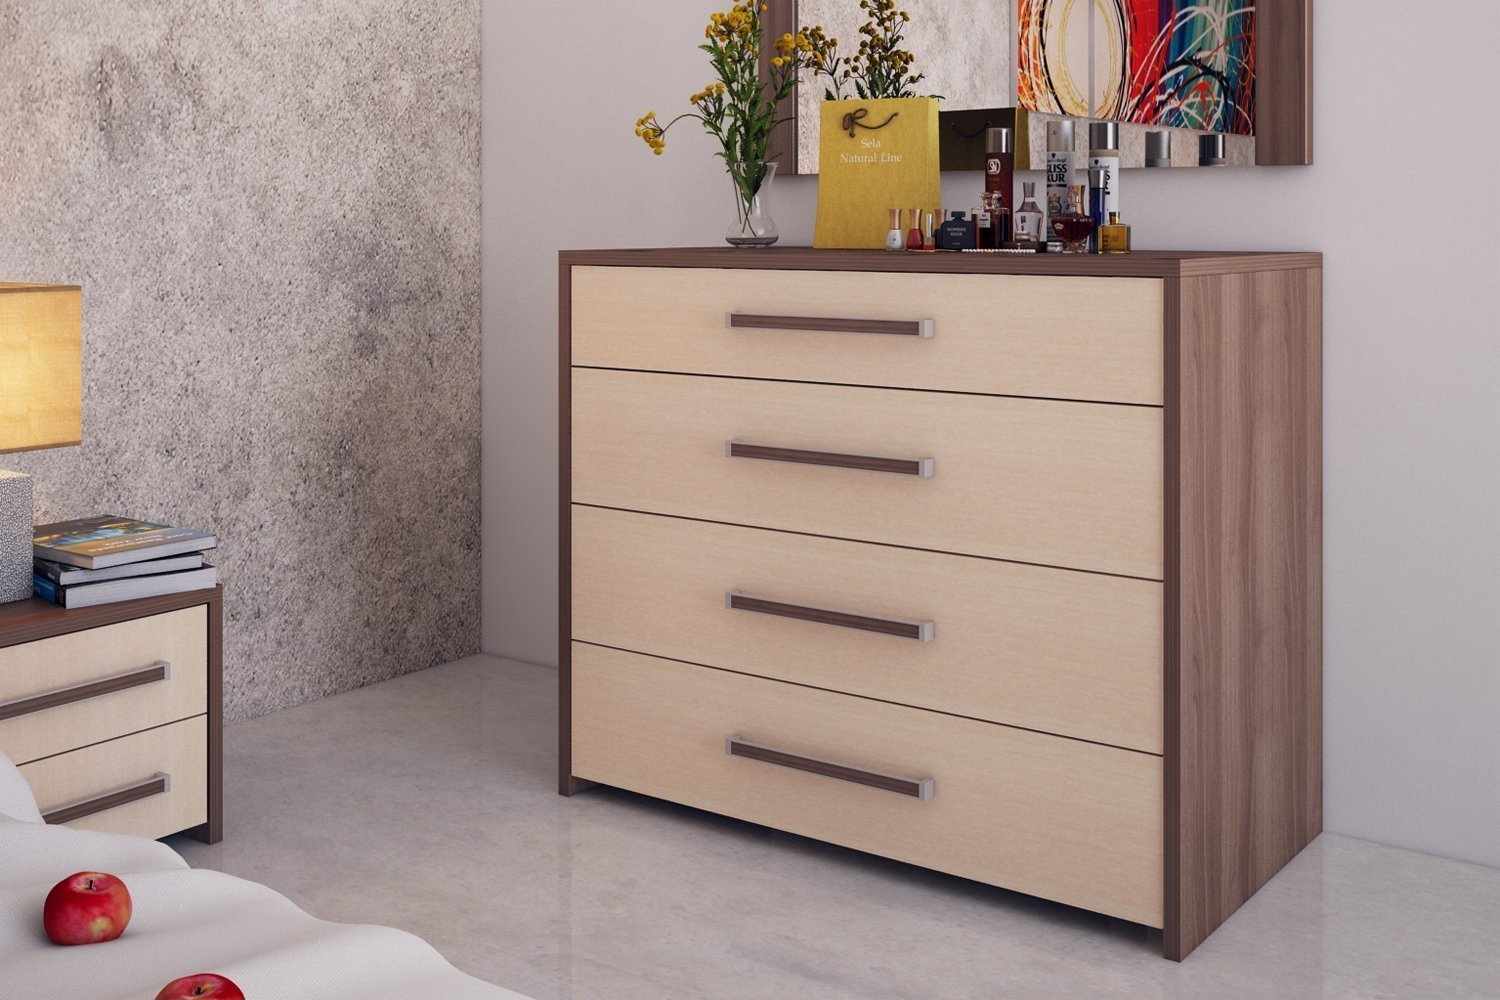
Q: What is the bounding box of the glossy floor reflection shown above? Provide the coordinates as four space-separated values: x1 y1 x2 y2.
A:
173 656 1500 1000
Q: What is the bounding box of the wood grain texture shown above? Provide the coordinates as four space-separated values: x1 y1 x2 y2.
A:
572 505 1164 753
558 260 595 797
572 368 1165 579
1256 0 1315 166
572 265 1164 405
20 715 208 841
572 642 1164 926
559 247 1323 279
0 587 221 648
1163 266 1323 959
0 607 207 765
760 0 800 176
189 586 224 844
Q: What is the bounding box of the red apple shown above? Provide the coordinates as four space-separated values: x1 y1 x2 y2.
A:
43 871 132 945
155 974 246 1000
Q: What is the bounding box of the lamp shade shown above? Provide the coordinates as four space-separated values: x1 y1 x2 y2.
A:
0 283 82 454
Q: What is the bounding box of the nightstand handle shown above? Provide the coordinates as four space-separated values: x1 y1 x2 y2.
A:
0 661 171 722
43 772 171 826
726 592 934 642
726 737 934 800
726 441 935 478
726 312 934 338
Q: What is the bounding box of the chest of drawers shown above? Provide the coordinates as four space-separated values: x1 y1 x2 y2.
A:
559 248 1322 960
0 587 223 843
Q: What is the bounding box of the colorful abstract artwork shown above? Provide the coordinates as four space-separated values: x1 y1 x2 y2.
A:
1018 0 1256 136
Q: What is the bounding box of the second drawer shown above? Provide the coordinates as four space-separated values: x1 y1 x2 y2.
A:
0 606 208 764
20 715 207 841
573 506 1163 753
571 369 1164 579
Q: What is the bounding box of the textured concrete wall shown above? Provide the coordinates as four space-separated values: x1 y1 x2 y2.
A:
0 1 481 721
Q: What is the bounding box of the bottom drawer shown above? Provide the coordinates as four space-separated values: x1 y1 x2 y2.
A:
571 643 1163 926
19 716 207 840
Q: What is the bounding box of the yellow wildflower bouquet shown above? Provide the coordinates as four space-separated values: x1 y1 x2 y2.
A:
635 3 815 244
801 0 929 101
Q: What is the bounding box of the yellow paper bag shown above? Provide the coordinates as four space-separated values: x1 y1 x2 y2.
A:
815 97 941 250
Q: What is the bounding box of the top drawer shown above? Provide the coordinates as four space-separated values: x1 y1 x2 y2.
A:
0 606 208 765
569 266 1164 405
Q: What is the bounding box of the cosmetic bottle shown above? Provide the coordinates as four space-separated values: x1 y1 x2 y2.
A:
1013 181 1044 246
1049 184 1094 254
885 209 905 251
935 211 973 251
1145 131 1172 168
984 127 1015 218
1098 211 1132 254
922 210 936 252
1088 167 1108 252
1044 120 1074 252
905 208 924 251
1088 121 1121 217
1199 133 1227 166
975 199 994 250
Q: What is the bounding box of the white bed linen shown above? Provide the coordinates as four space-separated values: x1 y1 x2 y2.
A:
0 813 530 999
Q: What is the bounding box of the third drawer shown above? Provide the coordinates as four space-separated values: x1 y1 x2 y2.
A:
572 505 1163 753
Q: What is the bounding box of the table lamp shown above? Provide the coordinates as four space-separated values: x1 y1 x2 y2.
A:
0 283 83 604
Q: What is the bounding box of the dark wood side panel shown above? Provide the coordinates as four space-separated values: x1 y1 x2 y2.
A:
558 262 595 797
1256 0 1315 166
1164 266 1323 960
185 587 224 844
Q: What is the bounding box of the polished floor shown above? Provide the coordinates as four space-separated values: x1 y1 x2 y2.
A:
173 656 1500 1000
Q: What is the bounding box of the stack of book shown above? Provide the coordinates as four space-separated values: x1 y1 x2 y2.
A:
32 515 219 609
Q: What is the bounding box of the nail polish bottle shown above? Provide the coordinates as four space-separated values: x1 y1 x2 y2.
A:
922 210 936 252
905 208 923 251
885 209 905 251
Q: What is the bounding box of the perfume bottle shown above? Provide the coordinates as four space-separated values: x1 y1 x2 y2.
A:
885 209 904 251
975 199 994 250
1098 211 1132 254
984 127 1015 218
935 211 973 251
905 208 923 251
1049 184 1094 254
922 210 936 251
1088 121 1121 216
1013 181 1043 246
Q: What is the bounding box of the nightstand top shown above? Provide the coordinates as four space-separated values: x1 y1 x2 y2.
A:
0 585 222 649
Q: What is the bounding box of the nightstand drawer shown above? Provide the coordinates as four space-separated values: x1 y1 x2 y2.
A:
571 643 1164 926
572 368 1164 579
571 266 1165 405
0 606 208 764
572 506 1163 753
19 715 207 840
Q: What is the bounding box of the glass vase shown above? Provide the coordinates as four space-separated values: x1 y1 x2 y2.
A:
725 161 778 248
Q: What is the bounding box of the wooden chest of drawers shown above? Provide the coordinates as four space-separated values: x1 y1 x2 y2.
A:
560 248 1322 961
0 587 223 843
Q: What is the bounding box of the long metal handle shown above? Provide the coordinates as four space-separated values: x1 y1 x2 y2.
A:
0 661 171 723
43 772 171 826
727 592 934 642
726 738 934 800
726 312 934 338
726 441 934 478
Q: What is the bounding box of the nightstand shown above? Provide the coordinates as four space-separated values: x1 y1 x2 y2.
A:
0 586 223 843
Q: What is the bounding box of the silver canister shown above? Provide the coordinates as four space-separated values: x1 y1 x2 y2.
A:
1146 130 1172 168
1199 133 1227 166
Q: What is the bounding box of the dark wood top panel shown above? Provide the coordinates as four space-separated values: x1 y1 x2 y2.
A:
559 247 1322 278
0 586 223 648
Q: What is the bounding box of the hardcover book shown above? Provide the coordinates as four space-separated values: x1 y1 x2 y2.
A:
32 565 219 609
34 552 206 586
33 516 217 570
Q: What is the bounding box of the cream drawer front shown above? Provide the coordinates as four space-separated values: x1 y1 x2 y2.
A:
572 369 1164 579
572 506 1163 753
570 266 1164 406
0 607 208 765
20 716 207 840
572 643 1163 926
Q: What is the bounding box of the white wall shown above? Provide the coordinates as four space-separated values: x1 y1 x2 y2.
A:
483 1 1500 868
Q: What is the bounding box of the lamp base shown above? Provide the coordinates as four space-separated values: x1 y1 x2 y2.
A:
0 471 33 604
